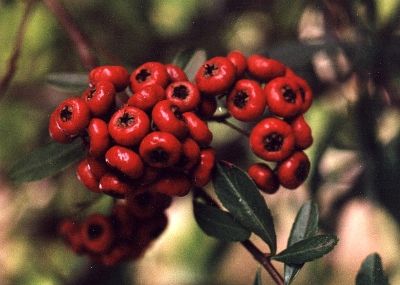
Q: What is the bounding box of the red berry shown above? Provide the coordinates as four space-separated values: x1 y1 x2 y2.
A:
248 163 279 194
105 146 144 179
99 172 131 198
149 170 192 196
276 151 310 189
130 62 169 92
82 81 115 116
182 112 213 146
165 63 188 82
197 95 217 118
58 219 85 254
81 214 114 253
227 50 247 77
108 106 150 146
178 137 201 170
86 156 108 179
53 97 90 136
249 117 295 161
291 75 313 113
195 56 236 94
247 54 286 81
48 111 72 143
290 115 313 149
152 100 188 139
165 81 201 112
135 213 168 247
226 79 266 121
76 158 102 193
89 65 129 92
192 148 216 187
264 77 303 118
127 191 172 219
139 131 182 168
88 118 110 157
127 84 165 112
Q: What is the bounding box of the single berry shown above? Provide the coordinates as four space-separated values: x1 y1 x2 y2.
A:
53 97 90 136
48 111 73 143
76 158 102 193
89 65 130 92
81 214 114 253
182 112 213 146
105 145 144 179
276 150 310 189
192 148 216 187
248 163 280 194
227 50 247 77
130 62 169 92
99 172 132 198
247 54 286 81
149 170 192 196
82 81 116 116
127 84 165 112
165 63 188 82
88 118 110 157
289 115 313 149
152 100 188 139
165 81 201 112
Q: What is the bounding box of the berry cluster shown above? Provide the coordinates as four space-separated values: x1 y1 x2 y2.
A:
58 193 169 266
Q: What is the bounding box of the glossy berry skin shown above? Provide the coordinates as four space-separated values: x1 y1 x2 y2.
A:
178 137 201 170
165 63 188 82
105 146 144 179
76 158 102 193
291 75 313 113
99 172 131 198
226 79 266 121
53 97 90 136
248 163 279 194
195 56 236 94
182 112 213 146
88 118 110 157
227 50 247 77
139 131 182 168
165 81 200 112
127 84 165 112
192 148 216 187
264 77 303 118
152 100 188 139
249 117 295 161
276 151 310 189
247 54 286 81
86 156 108 179
108 106 150 146
49 111 72 143
130 62 169 92
290 115 313 150
81 214 114 253
89 65 129 92
197 95 217 118
150 170 192 196
127 191 172 219
82 81 115 116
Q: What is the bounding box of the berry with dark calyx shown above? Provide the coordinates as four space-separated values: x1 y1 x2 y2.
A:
289 115 313 150
89 65 130 92
226 79 266 122
290 74 313 113
152 100 188 139
49 111 73 143
247 54 286 82
127 84 165 112
127 191 172 219
53 97 90 136
192 148 216 187
165 81 200 112
139 131 182 168
81 214 114 254
82 81 115 116
195 56 236 94
108 106 150 146
105 146 144 179
88 118 110 157
76 158 102 193
99 172 132 198
130 62 169 92
276 150 310 189
249 117 295 161
182 112 213 146
149 170 192 196
227 50 247 78
248 163 280 194
264 77 303 118
165 63 188 82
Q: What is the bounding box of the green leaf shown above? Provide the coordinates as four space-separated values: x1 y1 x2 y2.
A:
253 268 263 285
183 49 207 81
356 253 389 285
9 139 86 183
46 72 88 92
272 235 338 264
193 195 251 242
284 201 319 284
213 161 277 254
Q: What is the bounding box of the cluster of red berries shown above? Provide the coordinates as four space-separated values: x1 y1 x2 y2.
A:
58 193 170 266
192 52 313 194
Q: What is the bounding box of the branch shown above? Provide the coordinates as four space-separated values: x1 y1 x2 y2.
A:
42 0 97 70
193 187 284 285
0 0 36 98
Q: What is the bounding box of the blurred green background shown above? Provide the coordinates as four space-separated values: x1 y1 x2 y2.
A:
0 0 400 284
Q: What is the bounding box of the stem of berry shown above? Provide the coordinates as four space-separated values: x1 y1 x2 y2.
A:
193 187 284 285
219 119 250 137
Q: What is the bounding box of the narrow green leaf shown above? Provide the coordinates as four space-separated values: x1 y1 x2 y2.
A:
272 235 338 264
356 253 389 285
9 139 86 183
213 161 277 254
193 195 251 242
46 72 88 92
183 49 207 81
253 268 263 285
284 201 319 284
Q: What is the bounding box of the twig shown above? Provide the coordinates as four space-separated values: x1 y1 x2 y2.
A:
193 187 284 285
42 0 97 70
0 0 36 98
